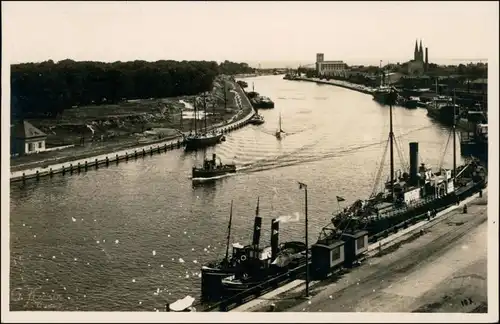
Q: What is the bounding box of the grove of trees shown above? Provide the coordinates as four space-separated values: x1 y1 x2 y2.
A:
11 59 255 120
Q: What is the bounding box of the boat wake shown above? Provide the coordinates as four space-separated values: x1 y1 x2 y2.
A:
191 173 235 182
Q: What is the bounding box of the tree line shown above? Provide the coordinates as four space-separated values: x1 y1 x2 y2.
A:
11 59 255 120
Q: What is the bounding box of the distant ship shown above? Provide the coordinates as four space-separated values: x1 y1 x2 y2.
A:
192 153 236 179
184 93 225 151
404 96 420 109
236 80 248 89
460 123 488 163
426 96 458 126
252 96 275 109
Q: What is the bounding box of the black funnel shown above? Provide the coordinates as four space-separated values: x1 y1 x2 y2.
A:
409 142 419 185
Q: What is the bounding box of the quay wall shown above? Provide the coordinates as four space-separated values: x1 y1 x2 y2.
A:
10 83 256 184
289 77 374 95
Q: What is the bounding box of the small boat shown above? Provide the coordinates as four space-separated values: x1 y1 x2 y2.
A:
167 295 196 312
192 153 236 179
248 113 265 125
275 113 284 139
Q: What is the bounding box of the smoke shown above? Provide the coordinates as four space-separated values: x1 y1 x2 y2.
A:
277 212 300 223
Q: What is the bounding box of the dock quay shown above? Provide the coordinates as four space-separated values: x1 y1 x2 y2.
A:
230 189 489 313
9 83 256 184
192 187 487 312
288 76 374 95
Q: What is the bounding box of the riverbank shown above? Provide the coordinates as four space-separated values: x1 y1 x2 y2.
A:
10 78 256 182
286 76 375 96
232 189 488 313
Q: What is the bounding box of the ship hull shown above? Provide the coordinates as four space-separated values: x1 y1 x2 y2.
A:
254 102 275 109
426 105 456 125
201 266 238 301
185 133 224 151
404 99 419 109
372 91 393 105
461 140 488 163
192 166 236 179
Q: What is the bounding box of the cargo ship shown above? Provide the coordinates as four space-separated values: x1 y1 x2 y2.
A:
184 93 225 151
192 153 236 179
460 123 488 162
426 95 459 126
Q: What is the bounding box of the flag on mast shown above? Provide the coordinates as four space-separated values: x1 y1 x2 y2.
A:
336 196 346 202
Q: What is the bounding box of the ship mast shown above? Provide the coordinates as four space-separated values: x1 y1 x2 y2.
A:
203 92 208 134
193 97 198 135
225 200 234 262
224 82 227 110
453 90 457 184
389 88 395 201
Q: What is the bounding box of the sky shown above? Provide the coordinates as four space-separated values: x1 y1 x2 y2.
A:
2 1 499 67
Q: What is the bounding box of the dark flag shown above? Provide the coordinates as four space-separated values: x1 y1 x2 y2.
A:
336 196 346 202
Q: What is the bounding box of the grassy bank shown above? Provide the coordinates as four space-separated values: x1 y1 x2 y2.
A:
10 76 252 173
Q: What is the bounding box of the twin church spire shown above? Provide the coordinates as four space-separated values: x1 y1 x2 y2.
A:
413 39 425 62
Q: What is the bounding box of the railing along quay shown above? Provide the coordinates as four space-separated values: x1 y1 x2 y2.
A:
10 82 256 184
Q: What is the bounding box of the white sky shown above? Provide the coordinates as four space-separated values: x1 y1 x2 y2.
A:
2 1 498 66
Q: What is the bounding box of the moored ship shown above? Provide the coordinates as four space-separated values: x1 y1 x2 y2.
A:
192 153 236 179
184 93 225 151
404 96 420 109
201 199 264 301
426 95 458 126
219 218 307 296
460 123 488 162
251 96 275 109
372 86 394 105
248 113 265 125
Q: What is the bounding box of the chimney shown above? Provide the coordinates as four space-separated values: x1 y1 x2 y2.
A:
270 219 280 261
409 142 419 185
212 153 216 162
425 47 429 71
252 216 262 247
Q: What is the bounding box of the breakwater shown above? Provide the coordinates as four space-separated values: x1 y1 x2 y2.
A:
288 77 374 95
10 83 256 183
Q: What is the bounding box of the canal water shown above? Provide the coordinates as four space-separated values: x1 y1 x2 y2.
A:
9 75 463 311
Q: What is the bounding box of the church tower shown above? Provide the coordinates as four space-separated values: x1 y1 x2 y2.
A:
419 40 424 62
414 40 419 61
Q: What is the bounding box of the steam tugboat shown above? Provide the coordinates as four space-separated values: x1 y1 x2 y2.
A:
200 199 307 301
201 199 263 301
219 218 306 295
192 153 236 179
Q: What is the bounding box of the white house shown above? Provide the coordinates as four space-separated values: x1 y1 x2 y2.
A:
11 120 47 156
